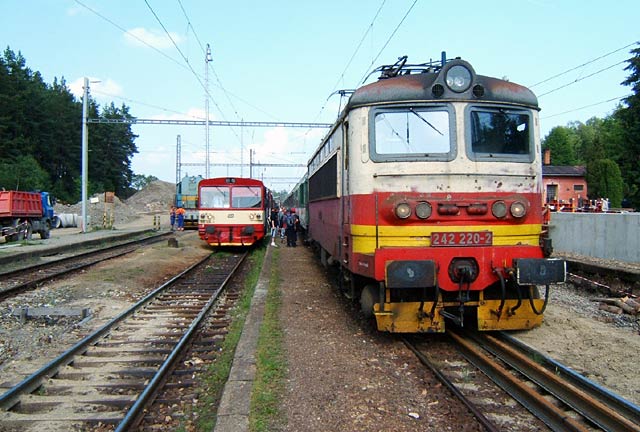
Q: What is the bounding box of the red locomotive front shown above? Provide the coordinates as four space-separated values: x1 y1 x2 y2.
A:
305 55 565 332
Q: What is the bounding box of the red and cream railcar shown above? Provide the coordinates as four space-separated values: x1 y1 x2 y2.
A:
306 54 566 333
198 177 270 247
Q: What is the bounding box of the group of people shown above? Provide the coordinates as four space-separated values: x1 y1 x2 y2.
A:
169 205 186 231
270 206 300 247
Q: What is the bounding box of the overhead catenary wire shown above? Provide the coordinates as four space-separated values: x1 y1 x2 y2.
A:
91 89 207 120
537 60 627 98
143 0 249 148
357 0 420 85
73 0 186 71
175 0 249 124
176 0 206 53
142 1 210 102
529 40 638 88
540 94 630 120
308 0 387 129
73 0 218 117
330 0 387 96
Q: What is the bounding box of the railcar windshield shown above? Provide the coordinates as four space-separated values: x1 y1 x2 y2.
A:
373 108 451 159
199 186 262 209
468 108 532 160
231 186 263 208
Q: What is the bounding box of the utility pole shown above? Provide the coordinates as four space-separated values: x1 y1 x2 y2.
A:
240 118 244 178
176 134 181 185
205 44 212 178
81 77 89 233
249 149 253 178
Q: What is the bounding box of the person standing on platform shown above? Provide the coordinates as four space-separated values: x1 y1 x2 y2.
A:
169 206 176 231
278 206 286 243
270 207 279 247
286 208 300 247
176 206 186 231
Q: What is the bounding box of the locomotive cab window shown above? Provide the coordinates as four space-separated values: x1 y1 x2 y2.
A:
467 107 534 162
371 107 454 161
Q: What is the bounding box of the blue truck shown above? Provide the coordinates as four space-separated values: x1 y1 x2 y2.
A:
0 191 56 243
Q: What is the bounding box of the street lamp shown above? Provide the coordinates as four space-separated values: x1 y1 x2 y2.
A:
81 77 100 233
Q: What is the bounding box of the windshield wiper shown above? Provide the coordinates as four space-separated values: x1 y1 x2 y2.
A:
409 108 444 136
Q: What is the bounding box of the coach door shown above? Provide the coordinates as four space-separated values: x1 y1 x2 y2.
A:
341 121 350 263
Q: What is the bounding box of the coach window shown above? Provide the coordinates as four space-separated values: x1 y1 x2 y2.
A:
467 107 534 162
371 107 454 161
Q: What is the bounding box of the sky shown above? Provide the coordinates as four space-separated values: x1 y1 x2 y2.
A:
1 0 639 193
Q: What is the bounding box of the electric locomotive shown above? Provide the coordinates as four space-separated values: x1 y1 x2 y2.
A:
197 177 271 247
305 53 566 333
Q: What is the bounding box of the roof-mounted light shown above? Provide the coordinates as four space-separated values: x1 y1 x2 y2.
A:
445 65 472 93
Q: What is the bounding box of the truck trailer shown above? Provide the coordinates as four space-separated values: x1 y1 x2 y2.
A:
0 191 55 243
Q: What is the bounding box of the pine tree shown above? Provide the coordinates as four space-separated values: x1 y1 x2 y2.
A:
615 44 640 208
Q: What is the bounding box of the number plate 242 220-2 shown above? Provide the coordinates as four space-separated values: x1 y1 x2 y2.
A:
431 231 493 247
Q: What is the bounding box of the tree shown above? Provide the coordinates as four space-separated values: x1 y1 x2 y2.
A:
89 102 138 197
586 159 624 207
615 44 640 208
131 174 159 190
0 47 139 203
0 155 50 191
541 126 579 165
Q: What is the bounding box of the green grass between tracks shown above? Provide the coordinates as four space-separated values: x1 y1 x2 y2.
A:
250 245 286 431
185 245 266 431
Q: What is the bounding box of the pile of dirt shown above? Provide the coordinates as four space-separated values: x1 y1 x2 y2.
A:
124 180 176 214
53 180 175 229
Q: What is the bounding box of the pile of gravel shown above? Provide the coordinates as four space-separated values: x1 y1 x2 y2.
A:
54 180 176 228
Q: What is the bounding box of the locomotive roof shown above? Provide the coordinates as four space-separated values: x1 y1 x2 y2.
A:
346 58 539 111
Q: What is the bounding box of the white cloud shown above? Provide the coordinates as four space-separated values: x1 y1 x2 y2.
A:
68 77 123 102
256 127 289 156
124 27 183 50
66 5 83 16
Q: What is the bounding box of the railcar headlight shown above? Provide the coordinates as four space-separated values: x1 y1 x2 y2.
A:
395 202 412 219
492 201 508 218
415 202 432 219
445 65 472 93
249 213 255 220
510 201 527 218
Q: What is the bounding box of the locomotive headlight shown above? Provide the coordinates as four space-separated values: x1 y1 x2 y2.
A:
492 201 508 218
249 213 255 220
445 65 472 93
415 202 432 219
510 201 527 218
395 202 412 219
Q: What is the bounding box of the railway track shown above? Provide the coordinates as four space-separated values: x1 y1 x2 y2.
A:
405 330 640 432
0 232 170 301
0 250 248 431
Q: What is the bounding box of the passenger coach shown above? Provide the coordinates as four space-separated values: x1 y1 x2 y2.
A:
305 53 566 332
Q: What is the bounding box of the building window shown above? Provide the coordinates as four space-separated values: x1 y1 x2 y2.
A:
546 184 558 202
574 184 584 191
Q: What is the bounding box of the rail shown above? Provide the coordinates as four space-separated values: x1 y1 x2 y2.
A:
456 330 640 432
0 251 248 430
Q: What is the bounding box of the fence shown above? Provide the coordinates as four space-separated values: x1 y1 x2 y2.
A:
548 212 640 264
